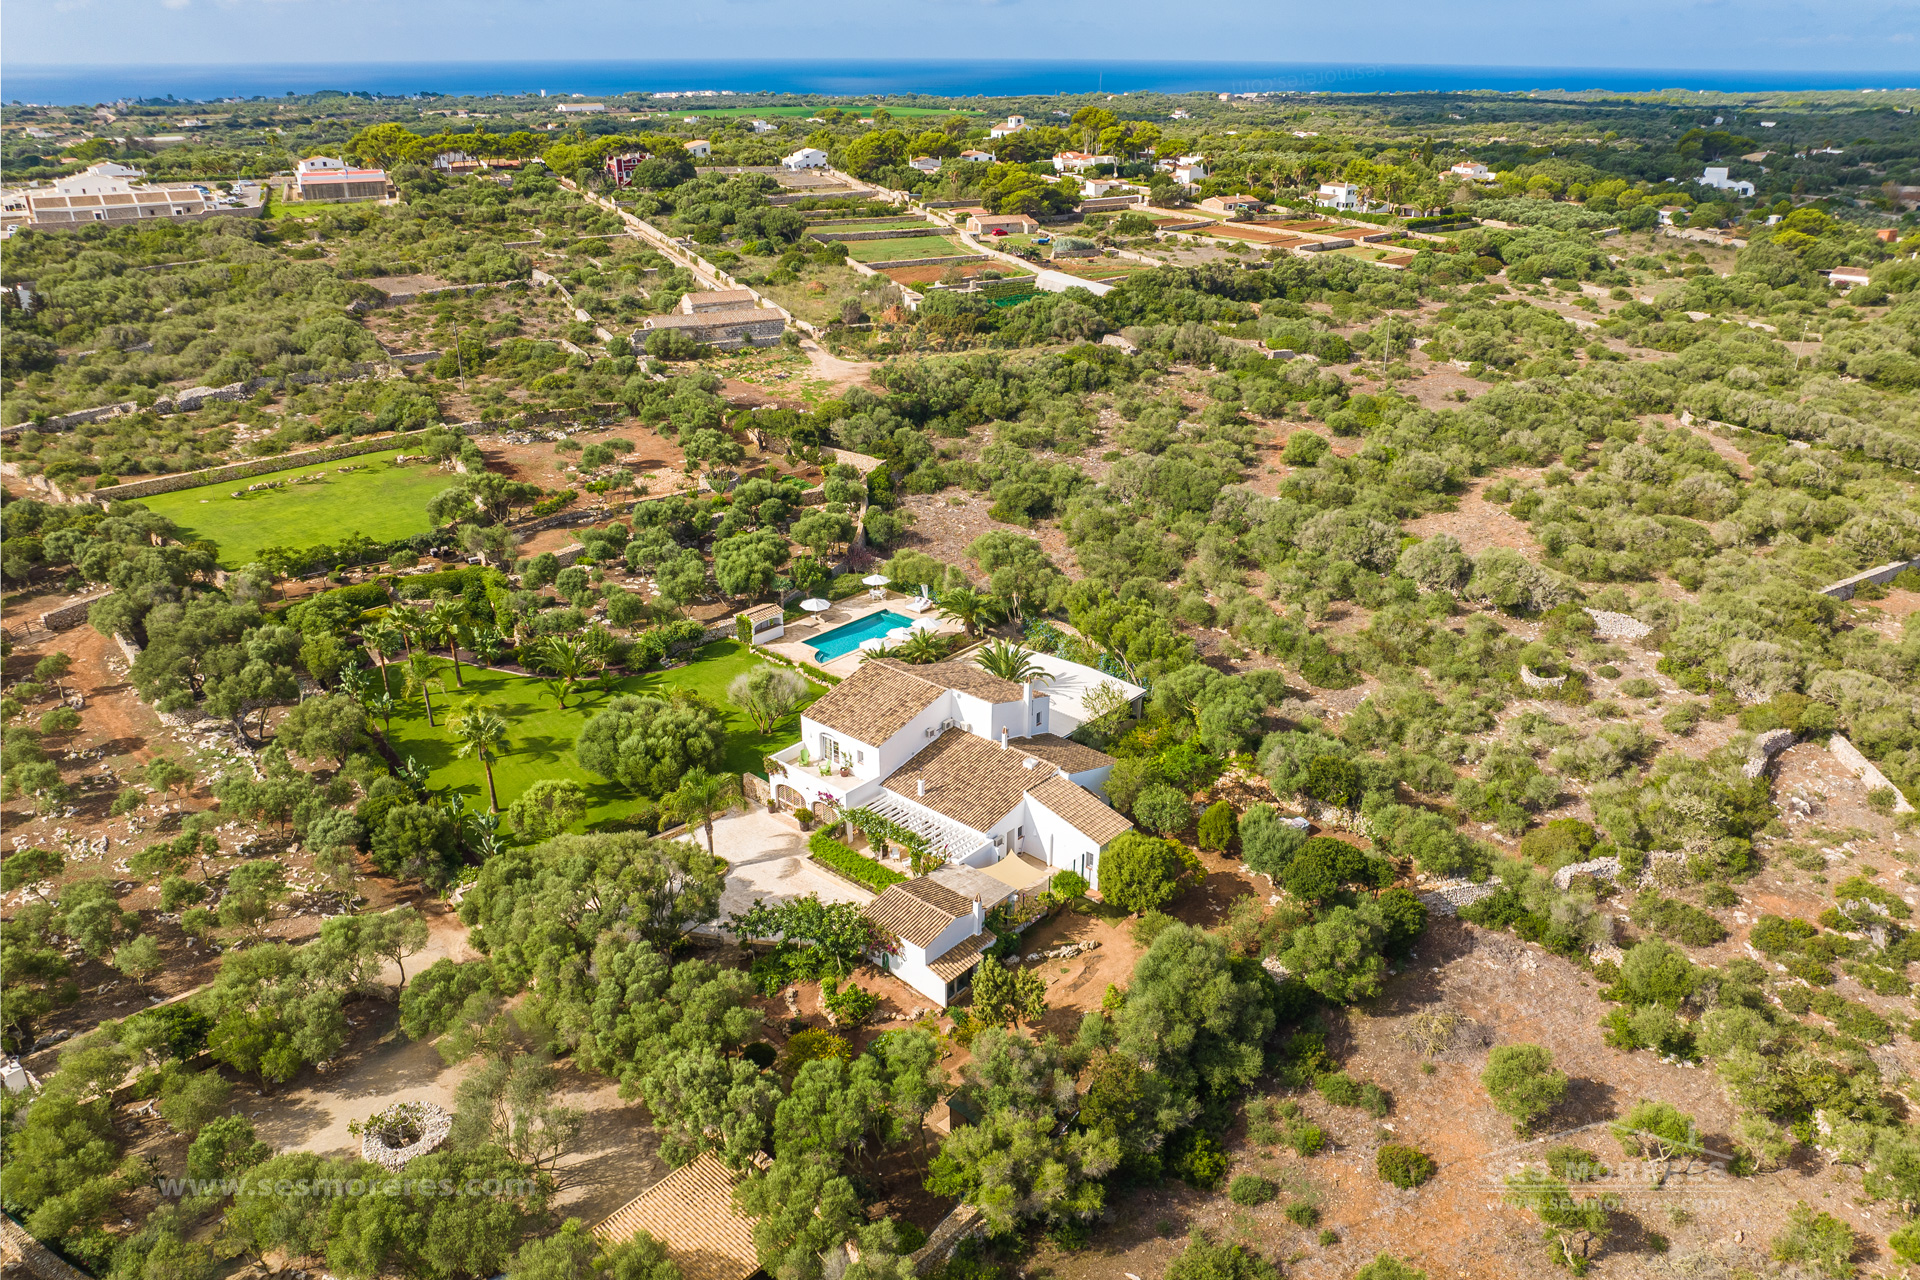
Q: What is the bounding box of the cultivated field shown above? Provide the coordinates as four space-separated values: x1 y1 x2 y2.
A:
845 234 973 263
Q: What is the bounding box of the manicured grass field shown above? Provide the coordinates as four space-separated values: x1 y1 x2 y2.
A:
845 235 973 263
139 448 453 567
375 640 820 829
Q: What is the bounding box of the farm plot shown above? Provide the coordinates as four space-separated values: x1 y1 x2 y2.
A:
844 235 975 263
879 260 1033 286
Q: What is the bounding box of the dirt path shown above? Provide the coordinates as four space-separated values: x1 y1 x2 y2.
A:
799 339 878 394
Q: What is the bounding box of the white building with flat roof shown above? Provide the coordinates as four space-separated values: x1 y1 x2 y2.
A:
1698 166 1756 198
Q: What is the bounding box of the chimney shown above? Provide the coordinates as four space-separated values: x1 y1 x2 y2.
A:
972 896 984 929
1000 726 1009 751
917 778 926 797
1023 681 1033 728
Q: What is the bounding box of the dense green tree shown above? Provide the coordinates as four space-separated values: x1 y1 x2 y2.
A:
576 691 727 797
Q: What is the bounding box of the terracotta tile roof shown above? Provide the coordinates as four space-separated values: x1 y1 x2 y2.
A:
804 661 945 743
892 659 1027 703
1027 775 1134 846
865 877 975 947
1018 733 1115 776
927 931 994 981
595 1153 759 1280
738 603 783 624
882 729 1060 832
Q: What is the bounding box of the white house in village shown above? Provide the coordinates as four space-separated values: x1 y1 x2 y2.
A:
1316 182 1361 210
1698 166 1756 198
1449 161 1495 182
988 115 1028 139
766 658 1134 1004
781 147 829 171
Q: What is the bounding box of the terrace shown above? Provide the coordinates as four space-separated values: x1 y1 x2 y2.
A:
755 593 964 677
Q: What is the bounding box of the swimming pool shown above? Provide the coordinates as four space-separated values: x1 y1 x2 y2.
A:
809 610 914 663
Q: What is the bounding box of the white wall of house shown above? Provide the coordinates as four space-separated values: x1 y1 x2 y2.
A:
1022 794 1108 889
875 901 986 1005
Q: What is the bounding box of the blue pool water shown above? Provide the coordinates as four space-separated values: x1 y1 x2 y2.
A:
810 611 913 663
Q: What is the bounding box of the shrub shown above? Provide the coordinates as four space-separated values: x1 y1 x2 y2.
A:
1314 1071 1361 1107
1283 1201 1319 1226
1481 1044 1567 1134
1354 1257 1425 1280
806 831 905 892
1168 1131 1229 1189
780 1028 850 1071
1228 1174 1276 1206
1770 1202 1858 1278
1519 817 1597 866
1240 804 1306 879
822 979 882 1026
1629 891 1727 945
1196 800 1238 851
1133 783 1194 837
1102 832 1185 914
1287 1122 1326 1156
1376 1144 1437 1189
1050 868 1090 902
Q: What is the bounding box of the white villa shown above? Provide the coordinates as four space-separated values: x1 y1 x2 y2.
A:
767 658 1134 1004
1698 166 1756 198
1316 182 1361 210
988 116 1028 139
782 147 830 171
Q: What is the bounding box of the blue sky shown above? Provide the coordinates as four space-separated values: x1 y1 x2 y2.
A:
5 0 1919 72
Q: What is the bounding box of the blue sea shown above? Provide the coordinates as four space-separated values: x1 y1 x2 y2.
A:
4 60 1918 106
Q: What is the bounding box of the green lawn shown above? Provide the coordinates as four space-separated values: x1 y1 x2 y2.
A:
139 448 453 567
375 640 820 828
846 235 972 263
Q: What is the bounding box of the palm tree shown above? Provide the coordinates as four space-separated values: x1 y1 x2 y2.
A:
937 586 1003 639
365 621 406 688
662 766 742 857
425 599 469 688
531 631 608 709
976 638 1046 685
897 630 947 665
367 690 398 734
858 643 899 665
389 605 428 658
404 653 445 727
451 705 511 812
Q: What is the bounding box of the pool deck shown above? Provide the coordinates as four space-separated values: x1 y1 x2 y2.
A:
760 592 966 677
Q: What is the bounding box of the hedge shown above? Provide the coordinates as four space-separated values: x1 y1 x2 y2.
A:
395 566 495 600
282 580 393 628
807 831 905 892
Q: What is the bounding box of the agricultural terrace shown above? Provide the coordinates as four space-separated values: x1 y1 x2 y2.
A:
138 448 454 568
375 640 820 828
844 235 973 263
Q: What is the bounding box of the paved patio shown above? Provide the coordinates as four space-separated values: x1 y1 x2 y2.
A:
708 806 873 920
759 592 964 677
